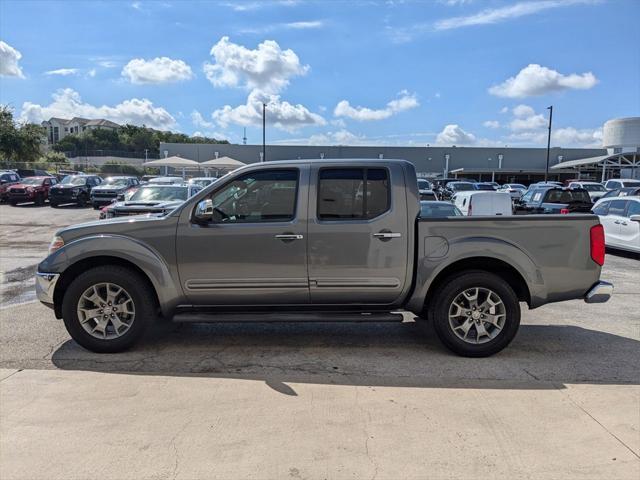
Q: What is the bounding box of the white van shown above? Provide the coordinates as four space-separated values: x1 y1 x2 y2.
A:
452 191 513 216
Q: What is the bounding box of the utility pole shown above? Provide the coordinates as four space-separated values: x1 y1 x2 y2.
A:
262 103 266 162
545 105 553 182
243 127 247 145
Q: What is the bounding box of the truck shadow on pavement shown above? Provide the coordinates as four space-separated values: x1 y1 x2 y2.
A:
50 320 640 394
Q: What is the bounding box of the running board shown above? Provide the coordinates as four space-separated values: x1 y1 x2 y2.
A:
171 311 405 323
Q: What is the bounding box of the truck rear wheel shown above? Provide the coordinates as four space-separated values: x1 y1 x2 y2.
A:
61 265 156 353
427 270 520 357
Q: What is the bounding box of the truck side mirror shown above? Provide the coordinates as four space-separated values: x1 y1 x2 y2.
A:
193 199 214 223
630 214 640 223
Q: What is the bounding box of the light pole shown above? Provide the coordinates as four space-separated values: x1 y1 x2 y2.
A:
262 103 266 163
497 153 503 183
488 157 494 183
444 153 450 178
545 105 553 182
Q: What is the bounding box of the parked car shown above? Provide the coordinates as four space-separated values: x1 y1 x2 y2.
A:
515 187 593 215
417 178 436 200
567 181 608 202
103 183 201 218
0 171 21 201
603 178 640 190
419 200 462 217
36 159 611 357
441 181 475 200
526 181 563 191
498 183 527 199
188 177 218 188
592 197 640 253
98 188 139 219
90 176 140 208
7 176 57 205
452 191 513 216
148 176 184 185
49 175 103 207
599 186 640 200
473 182 498 191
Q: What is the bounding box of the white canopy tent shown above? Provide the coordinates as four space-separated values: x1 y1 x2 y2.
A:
142 156 200 178
199 156 246 176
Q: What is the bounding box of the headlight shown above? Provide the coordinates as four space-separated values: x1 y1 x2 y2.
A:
26 187 34 193
48 236 64 255
72 188 80 194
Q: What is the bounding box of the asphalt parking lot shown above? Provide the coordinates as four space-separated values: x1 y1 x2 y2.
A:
0 203 638 479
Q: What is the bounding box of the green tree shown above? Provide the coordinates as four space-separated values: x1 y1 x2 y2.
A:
0 105 44 162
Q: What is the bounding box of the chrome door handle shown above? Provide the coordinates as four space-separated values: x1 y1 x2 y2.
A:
621 222 628 226
614 221 621 224
275 234 304 240
373 232 402 239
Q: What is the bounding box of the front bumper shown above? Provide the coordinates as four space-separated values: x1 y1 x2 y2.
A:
584 281 613 304
35 272 60 308
8 192 36 201
50 191 79 202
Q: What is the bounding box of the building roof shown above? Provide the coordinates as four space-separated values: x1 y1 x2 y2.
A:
42 117 120 128
551 152 639 170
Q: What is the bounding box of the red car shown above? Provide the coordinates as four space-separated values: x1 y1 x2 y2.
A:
7 176 57 206
0 171 21 201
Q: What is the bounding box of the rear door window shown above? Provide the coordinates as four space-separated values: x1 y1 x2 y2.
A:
592 201 609 215
608 199 627 217
625 201 640 217
318 168 390 220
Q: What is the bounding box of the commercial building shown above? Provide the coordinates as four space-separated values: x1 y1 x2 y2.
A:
159 142 605 184
42 117 120 145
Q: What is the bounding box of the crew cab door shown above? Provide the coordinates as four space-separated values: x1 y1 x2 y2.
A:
176 166 310 305
307 163 409 304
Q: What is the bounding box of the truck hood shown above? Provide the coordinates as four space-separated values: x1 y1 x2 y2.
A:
112 200 183 209
92 184 125 192
52 184 82 190
56 214 176 242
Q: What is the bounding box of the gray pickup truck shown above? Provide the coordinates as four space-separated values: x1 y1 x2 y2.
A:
36 159 612 357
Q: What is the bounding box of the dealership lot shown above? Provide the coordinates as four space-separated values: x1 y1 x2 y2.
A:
0 203 638 479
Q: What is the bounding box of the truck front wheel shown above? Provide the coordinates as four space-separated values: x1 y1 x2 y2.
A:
427 271 520 357
61 265 156 353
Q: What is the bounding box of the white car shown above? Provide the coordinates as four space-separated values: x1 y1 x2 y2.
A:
452 191 513 216
568 181 608 202
603 178 640 190
592 196 640 253
499 183 527 199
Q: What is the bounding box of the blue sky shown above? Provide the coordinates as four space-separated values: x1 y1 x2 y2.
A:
1 0 638 148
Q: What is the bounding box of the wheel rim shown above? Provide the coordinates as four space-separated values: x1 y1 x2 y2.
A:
448 287 506 344
77 282 135 340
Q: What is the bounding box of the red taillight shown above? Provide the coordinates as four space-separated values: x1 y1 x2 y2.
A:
560 208 570 214
590 224 605 266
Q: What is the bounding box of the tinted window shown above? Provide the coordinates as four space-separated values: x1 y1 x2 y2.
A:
130 186 189 201
210 169 298 223
608 200 626 216
592 201 609 215
622 181 640 187
545 189 591 204
627 201 640 217
420 203 463 217
318 168 389 220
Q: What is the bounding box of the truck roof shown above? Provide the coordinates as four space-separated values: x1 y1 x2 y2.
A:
243 158 413 167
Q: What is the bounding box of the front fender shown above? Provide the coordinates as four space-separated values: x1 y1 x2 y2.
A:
38 234 182 317
406 236 546 313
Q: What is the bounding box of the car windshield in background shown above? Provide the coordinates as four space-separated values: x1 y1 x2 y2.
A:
450 182 475 191
420 202 463 217
61 176 87 186
104 178 130 187
18 177 44 185
581 184 606 192
510 184 526 189
129 186 188 202
622 180 640 187
475 184 495 191
191 179 214 187
546 189 591 204
417 180 430 189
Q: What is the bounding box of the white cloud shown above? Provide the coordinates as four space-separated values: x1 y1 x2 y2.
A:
483 120 500 129
285 21 324 29
506 104 547 131
0 40 25 78
191 110 215 129
435 124 477 145
87 68 97 78
512 104 535 118
221 1 299 11
500 106 509 114
19 88 177 130
122 57 194 84
489 63 598 98
131 1 142 10
203 36 309 94
334 91 419 121
212 89 325 132
45 68 79 76
508 127 602 147
435 0 592 31
96 60 118 68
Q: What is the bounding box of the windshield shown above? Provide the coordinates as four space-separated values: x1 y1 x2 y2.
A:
129 186 188 202
450 182 475 191
622 181 640 187
580 184 606 192
417 179 430 189
510 184 526 189
474 184 495 191
420 203 463 217
191 178 214 187
104 178 131 187
61 176 87 186
19 177 44 185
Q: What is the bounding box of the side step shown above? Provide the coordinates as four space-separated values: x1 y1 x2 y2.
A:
172 311 405 323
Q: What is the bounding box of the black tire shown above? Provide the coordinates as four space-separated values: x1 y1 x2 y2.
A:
35 193 45 206
61 265 157 353
77 193 87 207
9 200 17 206
50 201 59 208
427 270 521 357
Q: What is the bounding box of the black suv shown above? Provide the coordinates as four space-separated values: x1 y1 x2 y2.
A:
49 175 103 207
90 176 140 208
